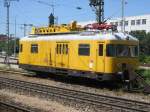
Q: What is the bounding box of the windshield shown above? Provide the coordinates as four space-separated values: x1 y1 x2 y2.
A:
117 45 129 57
107 44 138 57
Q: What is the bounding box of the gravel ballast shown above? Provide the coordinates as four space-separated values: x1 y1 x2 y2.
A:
0 68 150 103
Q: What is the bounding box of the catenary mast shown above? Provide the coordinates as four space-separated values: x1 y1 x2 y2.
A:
89 0 104 24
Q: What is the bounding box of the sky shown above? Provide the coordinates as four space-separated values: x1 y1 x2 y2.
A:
0 0 150 37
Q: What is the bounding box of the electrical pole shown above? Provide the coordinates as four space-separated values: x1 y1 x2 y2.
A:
89 0 104 24
21 24 33 36
121 0 125 33
14 16 17 57
4 0 10 61
23 24 27 37
4 0 19 65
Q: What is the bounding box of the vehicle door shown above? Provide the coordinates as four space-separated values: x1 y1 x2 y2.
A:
55 43 69 68
62 43 69 68
96 43 105 73
55 43 62 68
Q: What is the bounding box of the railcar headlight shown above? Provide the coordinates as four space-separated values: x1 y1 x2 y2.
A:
117 72 123 75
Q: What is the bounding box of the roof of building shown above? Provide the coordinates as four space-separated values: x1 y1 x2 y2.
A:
108 14 150 21
0 35 7 41
78 14 150 24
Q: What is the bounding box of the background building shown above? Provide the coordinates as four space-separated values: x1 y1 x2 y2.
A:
78 14 150 33
107 14 150 33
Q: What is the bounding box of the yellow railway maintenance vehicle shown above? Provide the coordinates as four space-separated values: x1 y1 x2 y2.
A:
19 23 139 81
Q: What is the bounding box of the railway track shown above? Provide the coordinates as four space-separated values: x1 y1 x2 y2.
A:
0 101 34 112
0 69 35 76
141 63 150 67
0 76 150 112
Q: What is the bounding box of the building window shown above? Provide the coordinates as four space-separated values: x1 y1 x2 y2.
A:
136 19 141 25
31 44 38 53
99 44 103 56
119 21 123 26
125 21 128 26
78 44 90 56
110 22 114 25
131 20 135 25
115 22 118 26
19 44 23 52
142 19 146 25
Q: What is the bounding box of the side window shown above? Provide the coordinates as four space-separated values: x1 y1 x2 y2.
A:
106 44 116 57
136 19 141 25
65 44 68 54
56 43 69 55
19 44 23 52
78 44 90 56
131 20 135 25
56 44 59 54
142 19 146 25
59 44 62 54
99 44 103 56
31 44 38 53
63 44 65 54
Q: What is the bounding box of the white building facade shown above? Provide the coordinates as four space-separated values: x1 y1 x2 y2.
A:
107 14 150 33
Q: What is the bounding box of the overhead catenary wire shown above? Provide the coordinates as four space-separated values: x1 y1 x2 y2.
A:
29 0 57 15
104 6 123 22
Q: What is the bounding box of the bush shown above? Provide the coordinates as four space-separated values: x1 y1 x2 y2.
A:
130 31 150 56
142 70 150 79
136 69 150 84
139 55 150 63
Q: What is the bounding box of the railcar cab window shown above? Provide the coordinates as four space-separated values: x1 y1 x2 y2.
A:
78 44 90 56
106 44 138 57
31 44 38 53
106 45 116 57
117 45 129 57
19 44 23 52
129 46 138 57
116 45 138 57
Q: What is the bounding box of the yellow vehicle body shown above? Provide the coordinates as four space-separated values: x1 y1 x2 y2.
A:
19 31 139 80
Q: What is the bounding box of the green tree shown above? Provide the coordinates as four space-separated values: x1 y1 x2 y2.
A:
130 31 150 63
0 37 19 56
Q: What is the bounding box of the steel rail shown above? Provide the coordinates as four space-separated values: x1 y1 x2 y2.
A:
0 76 150 112
0 69 34 75
0 101 34 112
